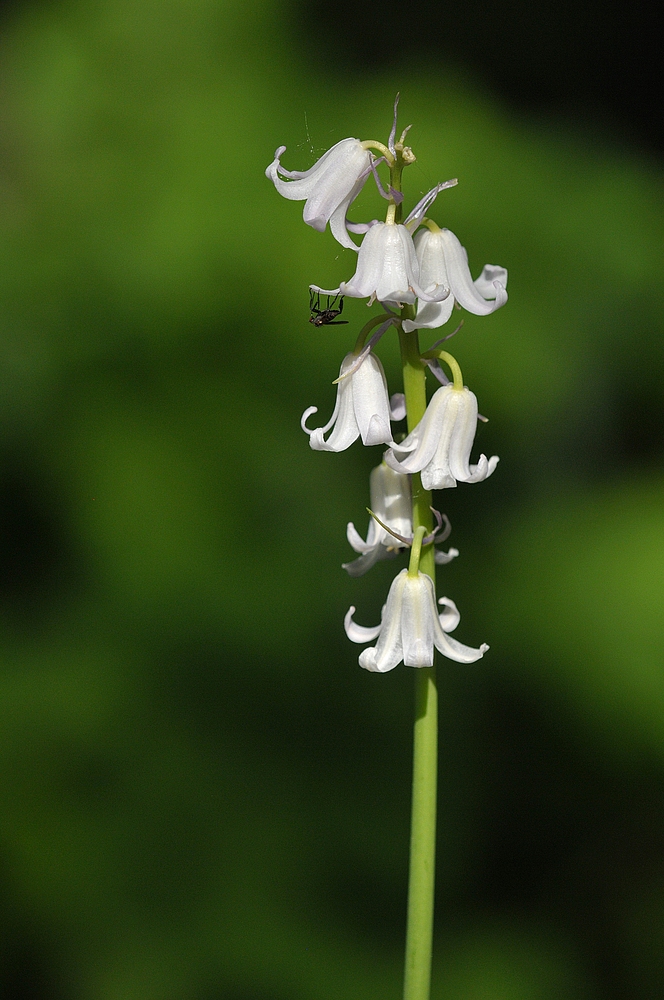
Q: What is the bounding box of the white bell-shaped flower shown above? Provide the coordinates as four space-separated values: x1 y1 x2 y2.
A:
339 222 451 306
345 568 488 672
343 463 459 577
385 385 499 490
265 139 371 251
402 227 508 332
301 352 394 452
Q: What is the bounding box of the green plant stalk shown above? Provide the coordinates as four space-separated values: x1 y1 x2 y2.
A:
399 317 437 1000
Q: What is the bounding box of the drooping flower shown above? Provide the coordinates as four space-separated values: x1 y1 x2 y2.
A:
345 568 488 671
338 222 451 307
343 463 459 577
402 227 508 332
265 139 372 251
385 384 498 490
301 352 395 452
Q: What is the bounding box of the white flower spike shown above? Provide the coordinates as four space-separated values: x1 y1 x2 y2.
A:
402 226 508 331
343 463 459 577
265 139 372 251
386 383 499 490
301 352 395 452
345 568 488 671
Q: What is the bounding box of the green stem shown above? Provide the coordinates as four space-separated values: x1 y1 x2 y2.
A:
398 318 438 1000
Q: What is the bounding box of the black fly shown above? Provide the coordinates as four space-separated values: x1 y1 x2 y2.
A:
309 289 348 327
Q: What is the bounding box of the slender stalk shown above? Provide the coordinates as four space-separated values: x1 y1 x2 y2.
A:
399 320 438 1000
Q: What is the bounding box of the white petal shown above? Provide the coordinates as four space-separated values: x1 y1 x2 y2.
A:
442 389 500 484
437 595 460 632
305 354 360 452
343 545 394 578
346 521 374 554
370 463 412 539
328 171 369 251
390 386 458 486
434 630 489 663
341 223 418 304
434 546 459 565
439 229 508 315
359 569 408 672
474 264 508 299
351 353 393 447
344 606 382 643
402 296 456 332
445 387 480 481
401 575 436 667
375 225 420 304
340 222 389 298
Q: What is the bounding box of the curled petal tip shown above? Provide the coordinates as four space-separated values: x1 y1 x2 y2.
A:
300 406 318 434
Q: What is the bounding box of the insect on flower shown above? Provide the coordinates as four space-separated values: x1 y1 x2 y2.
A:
309 288 348 326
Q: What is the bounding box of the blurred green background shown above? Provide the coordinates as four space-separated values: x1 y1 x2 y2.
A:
1 0 663 997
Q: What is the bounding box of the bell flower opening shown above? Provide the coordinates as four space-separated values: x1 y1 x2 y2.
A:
337 222 452 307
301 352 395 452
402 227 508 332
385 384 499 490
345 568 488 672
265 138 372 251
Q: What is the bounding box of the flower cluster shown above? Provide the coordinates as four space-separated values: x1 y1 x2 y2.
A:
266 102 506 672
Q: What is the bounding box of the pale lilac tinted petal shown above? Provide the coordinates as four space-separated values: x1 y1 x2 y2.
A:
424 359 452 386
388 94 399 155
434 546 459 565
344 606 382 643
437 595 460 632
346 220 375 234
462 453 499 483
439 229 508 315
404 180 458 232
